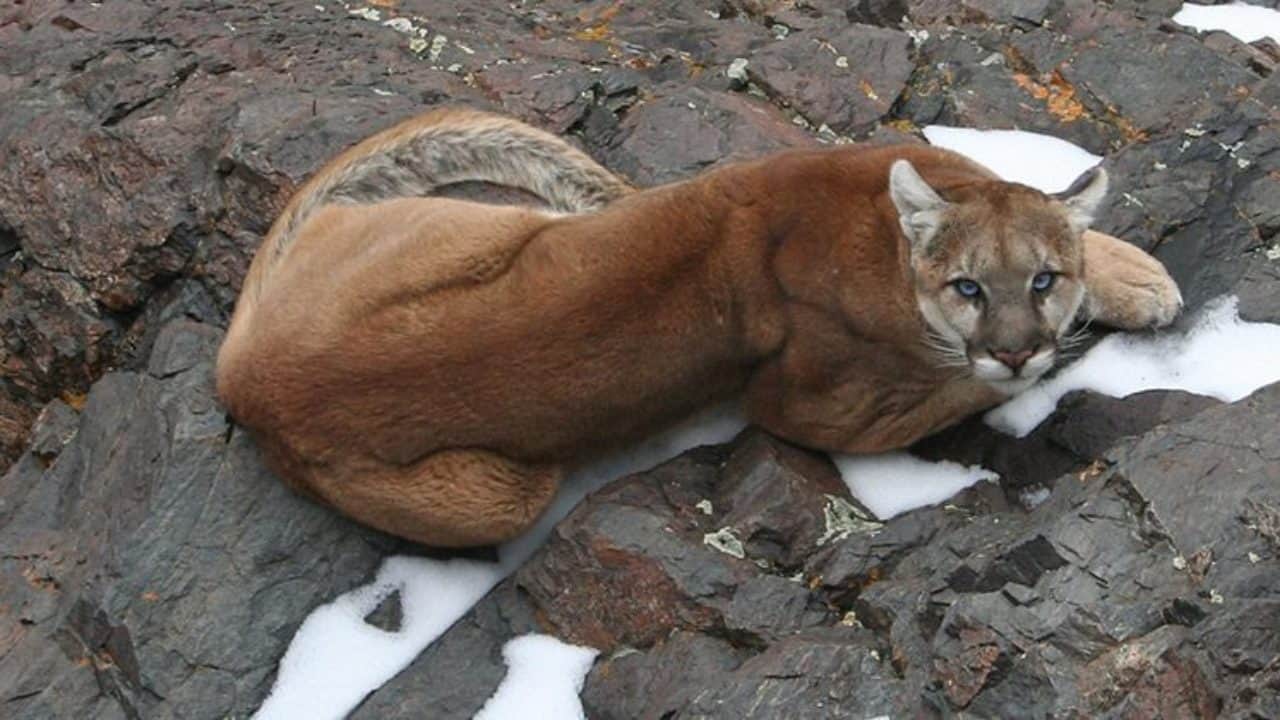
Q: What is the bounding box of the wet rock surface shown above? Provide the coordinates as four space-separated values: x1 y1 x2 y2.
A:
1 0 1279 718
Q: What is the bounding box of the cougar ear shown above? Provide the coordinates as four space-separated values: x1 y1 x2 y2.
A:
889 159 949 253
1054 167 1108 234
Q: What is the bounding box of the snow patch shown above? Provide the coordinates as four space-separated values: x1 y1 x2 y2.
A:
474 634 598 720
254 396 1005 715
922 125 1102 193
255 123 1143 717
987 296 1280 437
253 556 504 720
253 403 746 719
832 452 999 520
1173 2 1280 44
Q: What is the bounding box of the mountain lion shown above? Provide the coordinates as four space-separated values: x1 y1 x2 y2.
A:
216 108 1182 546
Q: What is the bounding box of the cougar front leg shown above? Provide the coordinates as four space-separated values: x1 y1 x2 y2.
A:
1081 230 1183 330
314 448 563 548
746 351 1002 455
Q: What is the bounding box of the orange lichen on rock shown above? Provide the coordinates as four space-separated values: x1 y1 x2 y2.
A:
573 24 612 42
1013 68 1148 143
1012 70 1086 123
60 391 87 410
860 79 881 102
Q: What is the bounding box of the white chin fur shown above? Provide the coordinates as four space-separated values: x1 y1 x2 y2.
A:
971 348 1055 395
971 357 1013 381
986 376 1039 396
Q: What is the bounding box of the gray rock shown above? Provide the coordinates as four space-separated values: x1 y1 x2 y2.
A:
602 85 815 186
350 581 540 719
0 321 405 718
965 0 1056 25
582 631 748 720
913 389 1223 502
674 627 907 718
510 431 860 651
748 24 914 135
515 384 1280 716
3 1 1280 717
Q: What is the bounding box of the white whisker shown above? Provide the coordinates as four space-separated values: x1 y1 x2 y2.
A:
921 329 971 370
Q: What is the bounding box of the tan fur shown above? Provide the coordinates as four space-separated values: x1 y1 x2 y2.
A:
217 109 1181 547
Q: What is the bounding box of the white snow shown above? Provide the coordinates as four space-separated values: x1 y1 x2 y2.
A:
473 634 598 720
922 125 1103 193
257 125 1163 717
922 126 1280 439
253 403 747 720
1173 2 1280 44
833 452 999 519
254 396 1005 717
253 556 504 720
987 296 1280 437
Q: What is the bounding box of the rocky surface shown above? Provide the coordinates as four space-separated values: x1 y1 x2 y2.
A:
0 321 410 718
2 0 1279 718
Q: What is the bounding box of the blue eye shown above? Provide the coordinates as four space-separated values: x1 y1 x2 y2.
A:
953 279 982 298
1032 272 1056 292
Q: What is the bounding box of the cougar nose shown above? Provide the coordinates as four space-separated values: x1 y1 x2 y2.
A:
991 347 1035 371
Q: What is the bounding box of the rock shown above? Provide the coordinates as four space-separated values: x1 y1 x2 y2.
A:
506 384 1280 716
725 57 750 88
966 0 1056 26
514 433 841 650
601 85 815 186
3 0 1280 717
0 0 483 468
1043 390 1222 459
24 399 79 465
582 631 748 720
1064 26 1259 138
748 24 914 135
670 627 907 718
913 389 1223 503
846 0 911 27
898 27 1123 155
350 582 541 719
0 320 406 718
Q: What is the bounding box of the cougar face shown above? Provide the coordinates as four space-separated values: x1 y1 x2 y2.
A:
889 161 1107 394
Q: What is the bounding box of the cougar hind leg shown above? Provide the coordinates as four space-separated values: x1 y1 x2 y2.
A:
314 448 563 548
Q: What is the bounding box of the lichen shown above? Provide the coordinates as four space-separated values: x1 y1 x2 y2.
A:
817 494 882 546
703 527 745 559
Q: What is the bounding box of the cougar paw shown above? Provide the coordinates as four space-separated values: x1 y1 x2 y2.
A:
1086 243 1183 330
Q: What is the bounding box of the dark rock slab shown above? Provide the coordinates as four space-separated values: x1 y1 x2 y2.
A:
913 388 1223 505
601 85 815 186
747 24 914 135
515 432 842 650
350 581 540 720
0 320 406 718
582 630 748 720
508 383 1280 717
897 26 1126 155
1064 25 1261 139
0 0 508 468
2 0 1279 718
672 627 907 718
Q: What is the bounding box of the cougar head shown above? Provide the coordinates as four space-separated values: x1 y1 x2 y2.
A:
889 159 1106 395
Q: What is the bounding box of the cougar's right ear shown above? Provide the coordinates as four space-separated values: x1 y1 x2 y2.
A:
1053 167 1108 235
889 159 949 254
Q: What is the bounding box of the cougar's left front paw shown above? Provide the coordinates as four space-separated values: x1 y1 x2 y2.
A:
1085 240 1183 330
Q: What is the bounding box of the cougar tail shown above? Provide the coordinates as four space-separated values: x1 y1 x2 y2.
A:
234 106 629 303
218 107 631 394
